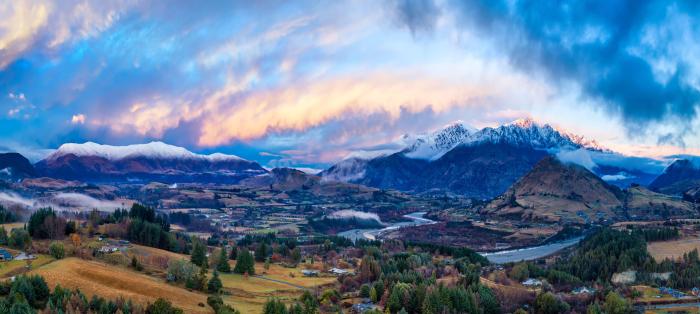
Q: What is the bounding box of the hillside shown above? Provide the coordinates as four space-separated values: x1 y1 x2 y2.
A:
649 159 700 195
623 185 696 219
240 167 386 199
0 152 37 179
484 156 623 223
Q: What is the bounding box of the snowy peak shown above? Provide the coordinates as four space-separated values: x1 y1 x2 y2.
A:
403 122 474 160
400 118 604 161
48 142 244 162
475 119 579 150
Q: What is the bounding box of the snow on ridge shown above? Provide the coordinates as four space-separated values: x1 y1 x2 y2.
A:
48 141 244 162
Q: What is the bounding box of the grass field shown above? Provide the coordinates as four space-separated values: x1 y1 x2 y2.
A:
648 237 700 262
632 285 677 303
217 262 339 314
30 258 211 313
254 263 338 288
0 222 25 231
0 254 53 278
219 273 302 314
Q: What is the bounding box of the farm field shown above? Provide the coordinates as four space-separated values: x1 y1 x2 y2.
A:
648 237 700 262
30 258 211 313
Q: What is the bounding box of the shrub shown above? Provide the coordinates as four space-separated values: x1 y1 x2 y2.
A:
49 241 65 259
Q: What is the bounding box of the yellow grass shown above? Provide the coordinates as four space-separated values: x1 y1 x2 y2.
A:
646 306 700 314
128 243 190 260
31 258 210 314
0 254 53 278
0 222 25 231
254 263 338 288
217 262 339 314
648 237 700 262
632 285 677 303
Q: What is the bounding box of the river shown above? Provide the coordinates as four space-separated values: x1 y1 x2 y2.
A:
479 236 584 264
337 212 583 264
337 211 437 242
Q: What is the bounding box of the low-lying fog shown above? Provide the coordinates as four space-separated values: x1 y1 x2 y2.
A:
0 191 127 212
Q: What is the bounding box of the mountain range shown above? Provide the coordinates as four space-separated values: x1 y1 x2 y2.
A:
321 118 660 199
0 118 696 203
33 142 266 183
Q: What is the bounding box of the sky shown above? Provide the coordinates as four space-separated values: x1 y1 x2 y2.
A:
1 0 700 169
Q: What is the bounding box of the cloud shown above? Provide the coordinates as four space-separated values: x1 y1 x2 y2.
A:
390 0 441 36
0 1 132 68
71 113 86 124
602 173 635 182
0 191 126 212
327 210 382 223
394 0 700 140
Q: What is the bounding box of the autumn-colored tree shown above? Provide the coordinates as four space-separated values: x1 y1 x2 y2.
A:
70 233 81 248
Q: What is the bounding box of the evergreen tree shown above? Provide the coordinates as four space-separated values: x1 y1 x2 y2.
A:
0 226 8 245
229 246 238 260
255 242 268 262
208 271 223 294
191 239 208 269
234 249 255 275
217 248 231 273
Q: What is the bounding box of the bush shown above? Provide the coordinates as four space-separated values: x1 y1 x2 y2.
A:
146 298 184 314
208 271 223 294
167 259 199 284
49 241 65 259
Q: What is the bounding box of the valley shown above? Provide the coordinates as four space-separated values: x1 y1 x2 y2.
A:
1 120 700 314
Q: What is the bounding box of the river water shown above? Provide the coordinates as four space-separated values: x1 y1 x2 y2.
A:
337 211 436 242
337 212 583 264
479 236 584 264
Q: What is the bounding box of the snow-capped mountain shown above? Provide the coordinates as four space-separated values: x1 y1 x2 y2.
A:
47 142 243 162
320 118 648 198
402 122 474 160
35 142 265 183
402 118 603 161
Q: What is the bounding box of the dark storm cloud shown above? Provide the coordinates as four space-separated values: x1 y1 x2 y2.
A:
397 0 700 137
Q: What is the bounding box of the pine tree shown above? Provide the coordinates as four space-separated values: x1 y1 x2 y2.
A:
234 249 255 275
217 247 231 273
191 239 208 269
208 271 223 294
229 246 238 260
255 243 268 262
